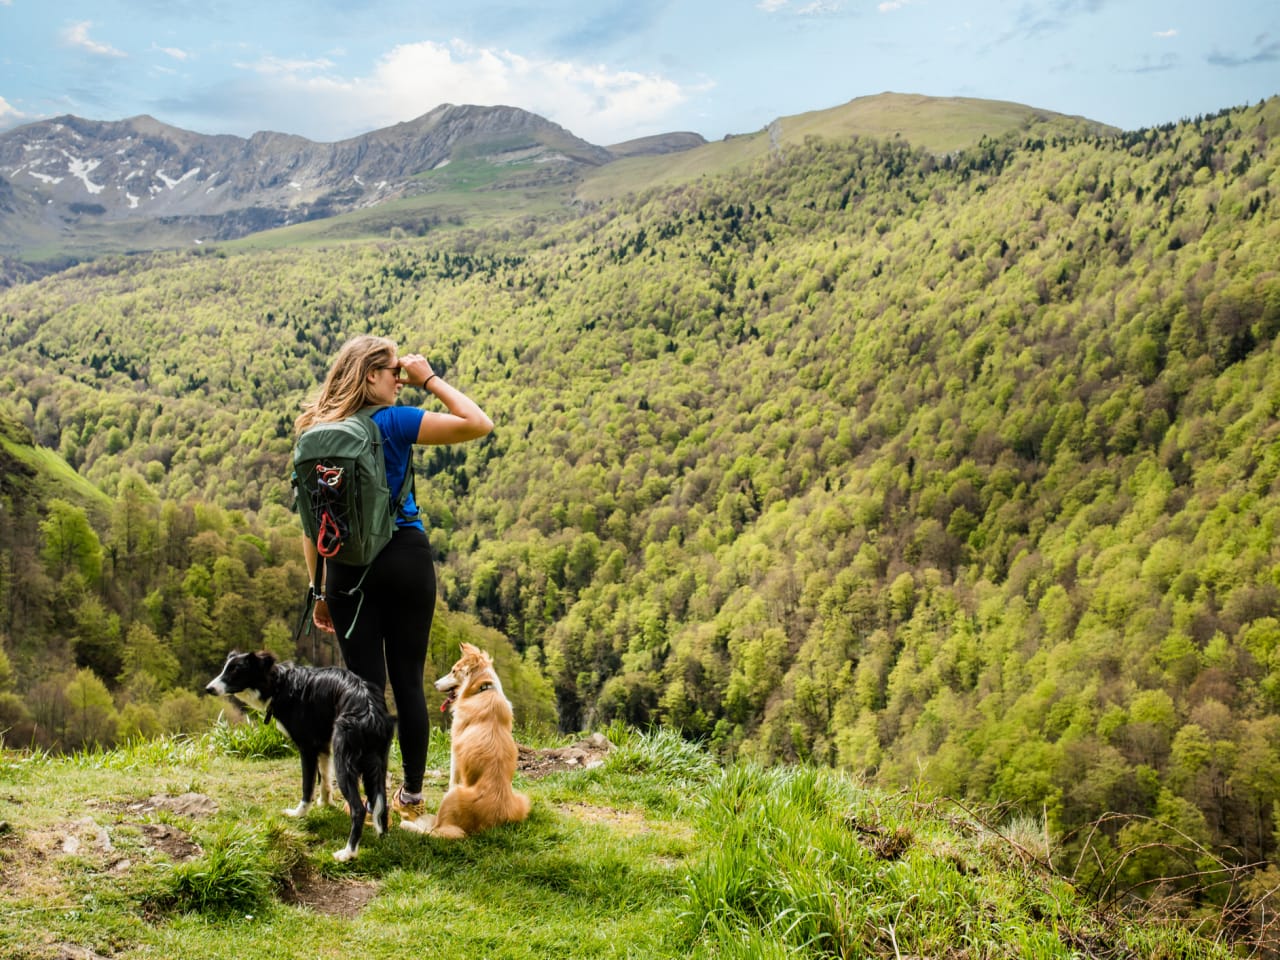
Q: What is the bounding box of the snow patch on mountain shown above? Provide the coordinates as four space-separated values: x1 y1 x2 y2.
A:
61 152 104 194
156 167 200 190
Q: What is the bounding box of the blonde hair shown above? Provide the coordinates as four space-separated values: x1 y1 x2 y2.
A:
295 335 397 434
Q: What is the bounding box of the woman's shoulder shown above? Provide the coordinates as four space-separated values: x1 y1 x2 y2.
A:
371 404 424 442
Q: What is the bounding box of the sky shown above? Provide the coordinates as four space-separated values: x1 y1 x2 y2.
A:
0 0 1277 146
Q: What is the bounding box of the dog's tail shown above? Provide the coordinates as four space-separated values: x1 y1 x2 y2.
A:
335 703 392 834
509 789 532 824
367 781 388 833
363 736 390 834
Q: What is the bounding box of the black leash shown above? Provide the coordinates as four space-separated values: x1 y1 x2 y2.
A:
291 583 336 665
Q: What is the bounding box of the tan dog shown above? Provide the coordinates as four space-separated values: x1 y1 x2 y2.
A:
417 642 531 838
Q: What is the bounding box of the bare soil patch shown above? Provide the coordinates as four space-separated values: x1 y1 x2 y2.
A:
279 868 379 918
139 822 202 862
121 793 219 818
517 733 613 778
50 946 113 960
557 801 651 834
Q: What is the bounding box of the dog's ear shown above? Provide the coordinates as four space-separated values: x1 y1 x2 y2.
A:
460 642 479 657
254 650 277 670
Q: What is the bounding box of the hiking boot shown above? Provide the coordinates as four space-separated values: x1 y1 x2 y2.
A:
392 787 428 831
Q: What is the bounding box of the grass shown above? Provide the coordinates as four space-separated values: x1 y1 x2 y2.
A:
0 724 1236 959
0 413 112 521
151 820 302 916
572 91 1120 205
769 92 1117 155
218 157 578 253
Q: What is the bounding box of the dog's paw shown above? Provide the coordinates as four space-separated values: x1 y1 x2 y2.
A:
332 845 358 862
283 801 312 818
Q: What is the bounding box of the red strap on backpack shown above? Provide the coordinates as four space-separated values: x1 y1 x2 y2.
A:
316 511 343 558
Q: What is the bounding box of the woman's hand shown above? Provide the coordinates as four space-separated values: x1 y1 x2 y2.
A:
313 596 336 634
397 353 436 388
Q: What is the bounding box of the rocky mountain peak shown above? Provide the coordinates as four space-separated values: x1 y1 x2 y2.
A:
0 103 638 257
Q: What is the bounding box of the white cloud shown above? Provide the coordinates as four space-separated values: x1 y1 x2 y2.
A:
61 21 127 58
240 39 699 145
238 55 337 76
760 0 842 14
878 0 907 11
157 45 191 61
1155 28 1177 39
0 95 26 127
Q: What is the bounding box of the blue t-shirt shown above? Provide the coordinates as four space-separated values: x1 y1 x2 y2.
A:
371 405 425 531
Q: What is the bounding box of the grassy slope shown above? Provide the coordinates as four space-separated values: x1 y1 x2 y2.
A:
772 91 1116 152
572 91 1115 204
221 160 576 252
0 411 110 521
0 726 1232 960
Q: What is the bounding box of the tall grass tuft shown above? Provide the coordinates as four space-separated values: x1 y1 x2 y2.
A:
679 763 1234 958
149 821 303 916
604 725 720 785
691 912 807 959
59 734 209 770
683 764 874 956
207 711 294 759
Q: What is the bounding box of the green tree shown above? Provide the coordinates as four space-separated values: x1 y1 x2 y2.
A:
63 668 118 751
117 621 181 691
39 499 103 583
107 469 160 605
1229 716 1280 858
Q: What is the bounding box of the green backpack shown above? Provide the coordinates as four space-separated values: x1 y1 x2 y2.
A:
291 406 414 568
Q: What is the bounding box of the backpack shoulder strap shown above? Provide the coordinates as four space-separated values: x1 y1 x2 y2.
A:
360 405 416 517
392 458 416 517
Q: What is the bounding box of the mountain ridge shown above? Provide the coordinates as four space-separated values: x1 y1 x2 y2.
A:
0 103 648 260
0 92 1117 266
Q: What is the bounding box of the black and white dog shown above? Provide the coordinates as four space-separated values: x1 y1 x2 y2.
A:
206 650 394 861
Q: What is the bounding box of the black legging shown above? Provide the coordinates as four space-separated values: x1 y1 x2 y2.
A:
325 526 435 794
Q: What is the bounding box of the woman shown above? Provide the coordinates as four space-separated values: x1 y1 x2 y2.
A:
296 334 493 827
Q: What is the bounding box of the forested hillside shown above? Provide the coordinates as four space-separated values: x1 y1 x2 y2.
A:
2 95 1279 909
